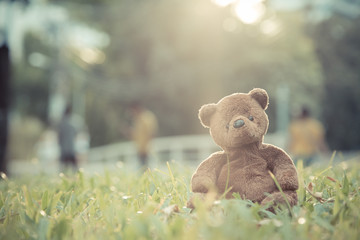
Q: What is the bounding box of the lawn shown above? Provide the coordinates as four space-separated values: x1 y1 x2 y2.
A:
0 155 359 240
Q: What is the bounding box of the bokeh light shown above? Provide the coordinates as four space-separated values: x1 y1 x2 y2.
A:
78 48 106 65
234 0 266 24
260 18 282 36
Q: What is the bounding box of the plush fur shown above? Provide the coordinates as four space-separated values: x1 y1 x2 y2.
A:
188 88 298 210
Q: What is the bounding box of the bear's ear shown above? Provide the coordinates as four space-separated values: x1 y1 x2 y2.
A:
249 88 269 110
198 103 217 128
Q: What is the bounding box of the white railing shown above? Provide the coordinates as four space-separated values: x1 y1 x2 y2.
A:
88 134 219 164
87 132 287 165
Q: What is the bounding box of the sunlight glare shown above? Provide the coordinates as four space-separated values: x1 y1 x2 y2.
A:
234 0 265 24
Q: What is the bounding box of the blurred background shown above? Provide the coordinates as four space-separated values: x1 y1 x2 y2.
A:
0 0 359 175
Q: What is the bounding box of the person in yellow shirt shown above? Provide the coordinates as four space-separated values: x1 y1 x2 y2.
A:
288 106 328 166
129 102 158 168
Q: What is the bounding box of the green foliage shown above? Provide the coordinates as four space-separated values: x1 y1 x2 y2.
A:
1 159 360 239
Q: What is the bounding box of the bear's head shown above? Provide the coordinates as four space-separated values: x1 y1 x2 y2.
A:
199 88 269 150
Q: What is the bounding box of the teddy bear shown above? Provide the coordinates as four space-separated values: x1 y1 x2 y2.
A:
188 88 298 210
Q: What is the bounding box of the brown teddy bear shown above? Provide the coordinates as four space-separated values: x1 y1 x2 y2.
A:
188 88 298 210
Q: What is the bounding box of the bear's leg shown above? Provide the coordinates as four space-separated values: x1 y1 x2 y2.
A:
186 192 207 209
260 190 297 212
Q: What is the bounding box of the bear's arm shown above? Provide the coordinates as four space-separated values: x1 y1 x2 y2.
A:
191 151 227 193
261 144 299 191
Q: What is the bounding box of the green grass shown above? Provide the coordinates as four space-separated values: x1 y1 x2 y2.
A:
0 158 359 240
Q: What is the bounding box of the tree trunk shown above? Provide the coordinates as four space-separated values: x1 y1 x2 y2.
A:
0 44 10 175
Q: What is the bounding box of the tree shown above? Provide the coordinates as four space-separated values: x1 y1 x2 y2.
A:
309 16 360 150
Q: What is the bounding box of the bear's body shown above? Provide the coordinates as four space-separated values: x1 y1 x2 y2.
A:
189 89 298 209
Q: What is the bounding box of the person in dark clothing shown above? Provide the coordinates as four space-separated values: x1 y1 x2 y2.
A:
57 105 78 171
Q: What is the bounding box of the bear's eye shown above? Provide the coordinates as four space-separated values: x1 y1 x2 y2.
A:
248 116 254 121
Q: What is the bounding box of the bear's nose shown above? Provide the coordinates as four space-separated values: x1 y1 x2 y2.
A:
233 119 245 128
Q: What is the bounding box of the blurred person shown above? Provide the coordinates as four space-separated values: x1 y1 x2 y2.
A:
128 101 158 168
57 105 78 172
36 126 59 172
288 106 328 166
